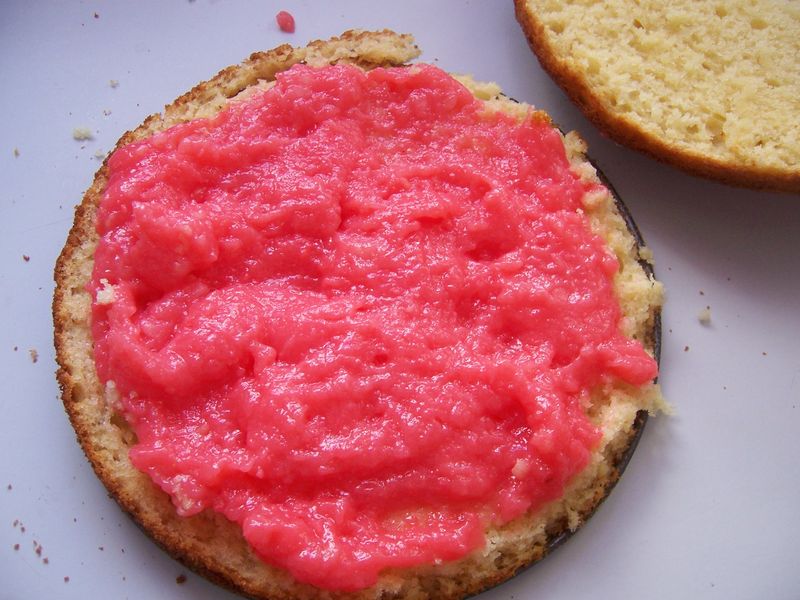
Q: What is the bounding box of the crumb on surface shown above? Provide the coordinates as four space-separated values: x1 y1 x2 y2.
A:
102 109 112 116
698 306 711 325
29 349 39 363
72 127 94 141
94 149 106 160
13 147 20 157
93 12 99 18
22 254 30 262
276 10 296 33
64 576 70 583
109 79 119 88
13 544 19 551
176 574 188 585
684 345 690 352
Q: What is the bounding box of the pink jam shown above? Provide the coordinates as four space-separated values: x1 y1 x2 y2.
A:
91 64 657 591
275 10 295 33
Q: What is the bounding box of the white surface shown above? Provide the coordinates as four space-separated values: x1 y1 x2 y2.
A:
1 1 798 599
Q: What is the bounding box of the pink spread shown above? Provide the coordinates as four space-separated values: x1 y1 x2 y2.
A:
275 10 295 33
90 64 657 591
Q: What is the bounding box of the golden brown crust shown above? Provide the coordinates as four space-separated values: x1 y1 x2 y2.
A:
514 0 800 193
54 29 662 600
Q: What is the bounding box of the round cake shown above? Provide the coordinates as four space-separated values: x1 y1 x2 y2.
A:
515 0 800 192
53 30 664 600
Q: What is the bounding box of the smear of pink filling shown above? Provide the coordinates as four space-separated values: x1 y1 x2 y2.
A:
275 10 295 33
90 64 657 591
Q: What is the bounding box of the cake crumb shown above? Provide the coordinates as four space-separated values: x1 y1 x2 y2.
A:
13 147 20 157
29 349 39 363
72 127 94 141
762 351 768 356
109 79 119 89
511 458 530 478
699 290 705 296
6 484 11 491
13 544 19 551
64 576 70 583
43 557 49 565
94 149 106 160
698 306 711 325
684 345 690 352
93 12 99 18
102 109 112 116
581 188 608 210
96 279 116 304
22 254 30 262
176 574 187 585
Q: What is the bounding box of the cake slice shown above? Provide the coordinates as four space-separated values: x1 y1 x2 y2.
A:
515 0 800 192
54 30 663 599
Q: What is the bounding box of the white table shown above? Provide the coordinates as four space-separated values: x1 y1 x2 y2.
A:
1 2 798 598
